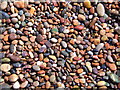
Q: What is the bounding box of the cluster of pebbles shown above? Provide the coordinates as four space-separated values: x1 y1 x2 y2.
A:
0 0 120 89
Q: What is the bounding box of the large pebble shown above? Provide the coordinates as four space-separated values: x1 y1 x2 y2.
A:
46 81 51 88
14 1 25 8
0 11 10 19
84 0 92 8
50 75 56 82
10 55 21 62
97 3 105 16
20 81 28 88
0 64 11 72
8 74 18 82
97 81 106 86
1 58 10 62
0 1 7 10
9 33 17 41
0 53 5 59
109 73 120 83
13 81 20 89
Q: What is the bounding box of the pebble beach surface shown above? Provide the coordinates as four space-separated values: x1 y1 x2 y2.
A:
0 0 120 89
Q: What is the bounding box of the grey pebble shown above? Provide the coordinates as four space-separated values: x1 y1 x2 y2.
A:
32 65 40 71
61 41 67 48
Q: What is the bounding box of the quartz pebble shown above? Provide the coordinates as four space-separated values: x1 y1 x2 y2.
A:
13 81 20 89
97 3 105 16
0 1 7 10
0 64 11 72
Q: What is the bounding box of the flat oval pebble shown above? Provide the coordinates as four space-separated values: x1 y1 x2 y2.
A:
8 74 18 82
32 65 40 71
74 25 84 30
97 81 106 86
50 75 56 82
61 41 67 48
97 3 105 16
0 64 11 72
21 36 28 41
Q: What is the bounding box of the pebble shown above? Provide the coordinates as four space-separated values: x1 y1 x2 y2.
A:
46 81 51 88
32 65 40 71
13 81 20 89
109 73 120 83
9 28 16 33
74 25 84 30
8 74 18 82
96 43 104 51
78 14 86 21
61 51 69 57
0 64 11 72
14 1 25 8
0 1 7 10
86 62 92 72
21 36 28 41
33 81 39 87
61 41 67 48
97 3 105 16
0 53 5 59
0 83 10 89
10 55 21 62
107 55 114 63
84 0 92 8
0 27 6 34
1 58 10 62
67 76 73 82
50 75 56 82
49 55 57 61
106 62 117 71
97 81 106 86
9 33 17 41
11 18 18 23
50 38 58 43
20 81 28 88
0 11 10 19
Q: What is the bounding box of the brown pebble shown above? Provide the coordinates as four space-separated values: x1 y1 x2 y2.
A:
4 35 9 41
10 55 21 62
14 1 25 8
8 74 18 82
30 36 36 42
106 62 117 71
78 14 86 21
21 36 29 41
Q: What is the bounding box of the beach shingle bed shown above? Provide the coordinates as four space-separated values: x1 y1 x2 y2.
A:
0 0 120 89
